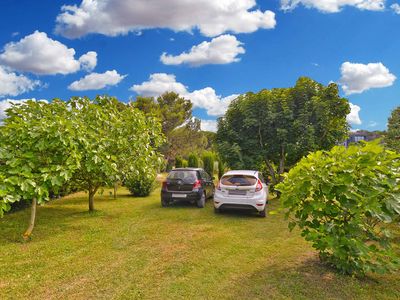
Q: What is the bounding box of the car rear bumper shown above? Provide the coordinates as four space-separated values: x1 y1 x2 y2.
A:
161 190 202 202
213 192 266 212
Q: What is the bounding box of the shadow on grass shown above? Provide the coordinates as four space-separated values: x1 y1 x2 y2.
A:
53 192 137 207
0 202 111 245
162 200 201 210
231 255 397 300
216 209 263 219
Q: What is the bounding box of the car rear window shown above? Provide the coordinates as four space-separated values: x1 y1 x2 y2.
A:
221 175 257 186
168 170 198 182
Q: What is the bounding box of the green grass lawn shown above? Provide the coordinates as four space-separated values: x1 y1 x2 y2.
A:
1 187 399 300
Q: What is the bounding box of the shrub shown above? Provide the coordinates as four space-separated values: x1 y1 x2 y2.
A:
188 153 199 168
125 172 156 197
175 157 183 168
276 141 400 276
182 159 188 168
202 152 215 177
217 159 225 179
165 160 174 172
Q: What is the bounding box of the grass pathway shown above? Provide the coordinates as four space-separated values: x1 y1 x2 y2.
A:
0 187 399 299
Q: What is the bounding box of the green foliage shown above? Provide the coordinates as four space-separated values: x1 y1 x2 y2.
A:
0 100 81 217
217 159 225 179
202 131 217 151
216 77 350 185
0 96 165 219
67 96 164 210
167 118 207 161
134 93 210 167
188 153 200 168
175 157 183 168
125 171 156 197
202 152 215 177
182 159 188 168
135 92 192 137
276 141 400 276
385 106 400 152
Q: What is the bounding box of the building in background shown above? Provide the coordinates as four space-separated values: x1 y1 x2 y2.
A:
341 130 384 147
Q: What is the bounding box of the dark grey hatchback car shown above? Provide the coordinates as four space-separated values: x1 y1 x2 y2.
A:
161 168 214 208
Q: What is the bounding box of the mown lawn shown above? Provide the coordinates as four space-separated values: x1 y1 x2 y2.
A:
1 186 399 300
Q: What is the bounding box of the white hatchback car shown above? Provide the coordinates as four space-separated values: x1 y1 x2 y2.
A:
214 170 268 217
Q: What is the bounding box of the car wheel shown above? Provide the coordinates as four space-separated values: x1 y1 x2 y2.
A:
259 207 266 218
214 206 220 213
196 192 206 208
161 199 169 207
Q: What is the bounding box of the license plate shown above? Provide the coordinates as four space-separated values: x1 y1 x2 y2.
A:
229 190 247 196
172 194 187 198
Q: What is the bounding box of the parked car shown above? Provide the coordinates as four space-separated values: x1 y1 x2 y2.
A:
214 170 268 217
161 168 215 208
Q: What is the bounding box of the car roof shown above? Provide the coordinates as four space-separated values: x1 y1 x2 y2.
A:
223 170 259 176
171 168 202 171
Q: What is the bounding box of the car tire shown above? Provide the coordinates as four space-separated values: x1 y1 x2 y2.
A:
214 206 220 213
259 207 266 218
196 192 206 208
161 199 169 207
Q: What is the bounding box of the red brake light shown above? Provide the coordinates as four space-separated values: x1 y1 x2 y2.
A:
193 180 201 190
255 179 263 192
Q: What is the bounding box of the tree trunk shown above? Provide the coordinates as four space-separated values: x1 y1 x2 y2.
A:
114 182 118 199
279 145 285 177
265 160 277 185
89 190 95 211
23 198 37 240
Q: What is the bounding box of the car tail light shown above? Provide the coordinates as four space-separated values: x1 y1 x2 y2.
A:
162 181 168 190
193 180 201 190
255 179 263 192
216 181 221 191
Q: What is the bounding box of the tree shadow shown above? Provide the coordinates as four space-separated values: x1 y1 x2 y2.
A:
230 254 397 299
0 200 113 245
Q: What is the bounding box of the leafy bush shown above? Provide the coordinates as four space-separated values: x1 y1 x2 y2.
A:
125 172 156 197
182 159 188 168
202 152 215 177
175 157 183 168
188 153 199 168
276 141 400 276
217 159 225 179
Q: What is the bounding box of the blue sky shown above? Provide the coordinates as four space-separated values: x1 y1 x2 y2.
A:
0 0 399 131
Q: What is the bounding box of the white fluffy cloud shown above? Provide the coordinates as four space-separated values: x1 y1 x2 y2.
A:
391 3 400 14
130 73 188 97
339 62 396 95
161 35 245 66
200 119 218 132
78 51 97 71
55 0 276 38
0 66 40 98
68 70 126 91
0 31 97 75
281 0 385 13
130 73 237 116
0 98 47 119
187 88 238 116
347 102 362 125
